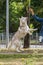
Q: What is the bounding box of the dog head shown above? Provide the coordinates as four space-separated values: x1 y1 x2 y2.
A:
19 16 28 27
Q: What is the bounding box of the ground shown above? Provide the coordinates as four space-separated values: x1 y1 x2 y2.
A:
0 56 43 65
0 48 43 65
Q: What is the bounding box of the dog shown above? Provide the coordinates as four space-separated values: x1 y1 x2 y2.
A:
7 16 37 52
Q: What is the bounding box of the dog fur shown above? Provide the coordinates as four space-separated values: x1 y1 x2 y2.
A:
7 17 37 52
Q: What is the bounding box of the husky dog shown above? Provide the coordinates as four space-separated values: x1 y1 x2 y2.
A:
8 17 37 52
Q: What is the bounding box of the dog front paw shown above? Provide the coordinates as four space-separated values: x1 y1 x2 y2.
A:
30 33 32 35
20 49 24 51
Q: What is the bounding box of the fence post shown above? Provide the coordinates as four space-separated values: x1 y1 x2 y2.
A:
6 0 9 48
36 32 38 43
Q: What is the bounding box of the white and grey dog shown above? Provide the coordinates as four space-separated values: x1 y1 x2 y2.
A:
8 17 37 52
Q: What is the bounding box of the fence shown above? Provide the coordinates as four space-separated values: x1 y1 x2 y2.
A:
0 32 43 48
0 32 39 44
0 33 14 44
30 32 39 45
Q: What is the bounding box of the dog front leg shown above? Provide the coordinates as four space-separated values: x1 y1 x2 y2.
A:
28 28 37 32
28 30 32 35
28 28 37 35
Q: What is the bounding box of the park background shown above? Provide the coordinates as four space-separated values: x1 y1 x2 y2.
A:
0 0 43 47
0 0 43 33
0 0 43 65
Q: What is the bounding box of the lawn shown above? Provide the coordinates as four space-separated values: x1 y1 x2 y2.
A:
0 53 43 65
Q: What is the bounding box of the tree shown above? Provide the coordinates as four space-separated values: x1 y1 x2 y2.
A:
23 0 30 48
0 0 6 32
0 0 43 47
9 1 24 32
0 0 43 33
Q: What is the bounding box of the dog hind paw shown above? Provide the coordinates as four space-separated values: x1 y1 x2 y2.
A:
16 49 21 52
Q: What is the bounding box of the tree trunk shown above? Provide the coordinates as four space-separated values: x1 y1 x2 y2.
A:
23 6 30 48
23 18 30 48
23 33 30 48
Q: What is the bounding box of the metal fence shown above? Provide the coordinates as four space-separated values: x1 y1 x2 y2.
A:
30 32 39 45
0 32 43 48
0 32 39 44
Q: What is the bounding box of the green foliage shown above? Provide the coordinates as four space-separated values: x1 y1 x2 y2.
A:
0 0 6 32
0 0 43 32
29 23 34 29
9 1 24 32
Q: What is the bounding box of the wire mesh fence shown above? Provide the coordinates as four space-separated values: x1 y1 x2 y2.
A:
0 32 43 48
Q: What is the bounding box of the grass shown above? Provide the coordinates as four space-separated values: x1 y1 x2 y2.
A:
0 53 43 58
0 54 43 65
0 54 33 58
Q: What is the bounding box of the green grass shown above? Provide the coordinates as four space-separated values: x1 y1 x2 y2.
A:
0 54 43 65
0 54 43 59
